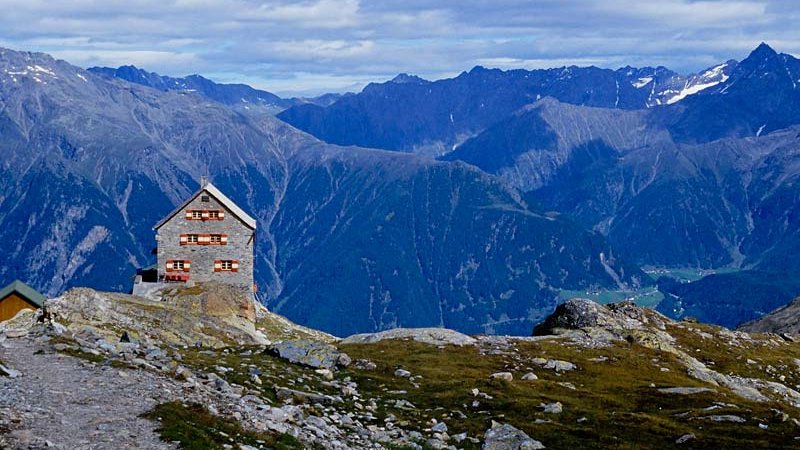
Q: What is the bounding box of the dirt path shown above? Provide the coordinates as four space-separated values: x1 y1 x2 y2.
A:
0 336 181 450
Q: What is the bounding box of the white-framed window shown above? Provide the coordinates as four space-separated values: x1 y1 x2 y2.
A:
187 234 199 244
173 260 185 271
214 259 237 272
191 210 202 220
208 210 220 219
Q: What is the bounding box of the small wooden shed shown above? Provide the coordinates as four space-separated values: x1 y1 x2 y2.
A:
0 280 46 322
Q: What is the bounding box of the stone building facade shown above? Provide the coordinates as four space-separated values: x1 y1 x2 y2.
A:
154 180 256 290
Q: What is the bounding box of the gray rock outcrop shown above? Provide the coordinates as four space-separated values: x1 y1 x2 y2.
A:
533 299 667 338
268 339 349 370
341 327 477 346
483 421 545 449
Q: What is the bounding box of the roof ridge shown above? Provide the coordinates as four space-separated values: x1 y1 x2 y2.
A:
0 280 46 308
154 182 257 230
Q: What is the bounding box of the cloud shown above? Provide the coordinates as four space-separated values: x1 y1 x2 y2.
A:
248 0 360 28
49 49 201 72
0 0 795 95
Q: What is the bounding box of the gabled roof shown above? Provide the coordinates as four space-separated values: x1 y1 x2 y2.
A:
0 280 46 308
154 181 257 230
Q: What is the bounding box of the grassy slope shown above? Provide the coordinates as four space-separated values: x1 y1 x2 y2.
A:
167 331 800 449
339 342 796 449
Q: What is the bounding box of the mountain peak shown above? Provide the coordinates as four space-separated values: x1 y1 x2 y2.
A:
390 73 427 84
747 42 778 60
729 42 795 84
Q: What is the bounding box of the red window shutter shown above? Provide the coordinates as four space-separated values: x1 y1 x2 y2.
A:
185 210 193 220
214 260 222 272
201 210 210 220
183 260 191 272
218 210 225 220
166 260 174 272
180 234 188 246
231 260 239 273
220 234 228 245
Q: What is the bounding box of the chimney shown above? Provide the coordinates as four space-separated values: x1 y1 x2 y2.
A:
200 176 208 187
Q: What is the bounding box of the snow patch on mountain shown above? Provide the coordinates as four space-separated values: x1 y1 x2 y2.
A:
665 63 732 105
632 76 653 88
665 80 721 104
29 65 56 77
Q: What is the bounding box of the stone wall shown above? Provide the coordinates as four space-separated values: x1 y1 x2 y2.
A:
156 192 255 289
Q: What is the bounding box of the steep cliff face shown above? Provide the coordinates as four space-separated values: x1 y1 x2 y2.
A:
441 91 800 271
0 47 642 336
269 147 643 336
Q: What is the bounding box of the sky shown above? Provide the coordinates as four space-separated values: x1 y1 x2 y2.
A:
0 0 798 96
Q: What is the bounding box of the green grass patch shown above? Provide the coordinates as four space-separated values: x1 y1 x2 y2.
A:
47 335 106 364
58 347 105 364
143 401 304 450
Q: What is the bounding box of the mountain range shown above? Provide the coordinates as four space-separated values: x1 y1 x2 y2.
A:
0 47 641 336
3 43 800 334
266 42 800 328
277 57 736 155
87 65 345 114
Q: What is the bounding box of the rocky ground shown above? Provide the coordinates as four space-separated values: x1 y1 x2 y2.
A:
2 284 800 449
0 333 181 450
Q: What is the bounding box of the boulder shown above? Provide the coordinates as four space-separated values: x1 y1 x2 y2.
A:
701 415 746 423
490 372 514 381
353 359 377 370
431 422 448 433
0 364 21 378
657 387 715 395
533 299 667 337
269 339 342 369
540 402 562 414
341 327 477 347
483 421 545 450
543 360 576 372
531 358 576 372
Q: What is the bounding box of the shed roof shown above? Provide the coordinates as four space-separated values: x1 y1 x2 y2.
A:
154 181 257 230
0 280 46 308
